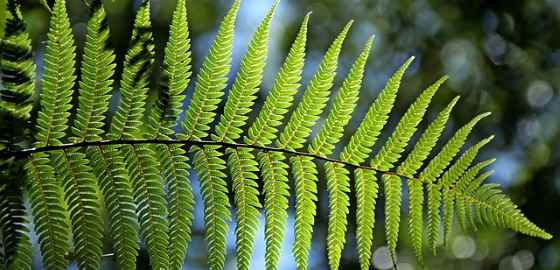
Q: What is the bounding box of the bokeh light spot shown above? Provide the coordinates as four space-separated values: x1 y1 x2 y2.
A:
452 235 476 259
527 80 554 108
373 246 394 270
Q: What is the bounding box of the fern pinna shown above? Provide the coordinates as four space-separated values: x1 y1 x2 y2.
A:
0 0 552 269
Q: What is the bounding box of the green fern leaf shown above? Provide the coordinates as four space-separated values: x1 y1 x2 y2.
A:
25 1 76 269
147 0 191 138
0 179 32 270
354 168 379 270
25 153 69 270
122 143 169 269
407 178 423 264
51 150 103 270
145 0 193 268
109 0 155 140
397 96 460 178
108 2 169 269
88 146 139 270
384 174 401 256
244 13 309 146
426 181 441 255
371 76 447 171
323 162 351 269
290 155 318 270
192 145 230 270
180 0 240 141
0 0 35 120
159 144 192 270
313 37 373 269
419 112 491 183
227 147 261 270
340 56 414 164
71 0 115 143
213 1 276 143
341 57 413 270
181 2 240 269
216 3 277 269
278 21 352 150
258 150 290 270
288 22 352 270
34 0 76 147
461 184 552 239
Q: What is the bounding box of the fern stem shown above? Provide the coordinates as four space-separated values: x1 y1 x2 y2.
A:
5 139 423 180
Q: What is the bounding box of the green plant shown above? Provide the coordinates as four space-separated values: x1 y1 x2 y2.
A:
0 0 552 270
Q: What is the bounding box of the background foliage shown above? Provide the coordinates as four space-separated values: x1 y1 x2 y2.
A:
12 0 560 269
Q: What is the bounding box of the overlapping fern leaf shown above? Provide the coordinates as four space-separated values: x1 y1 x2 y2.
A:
0 0 553 270
0 2 34 269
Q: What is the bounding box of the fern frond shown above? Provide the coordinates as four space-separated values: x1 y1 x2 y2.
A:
311 36 373 157
180 0 240 141
407 179 423 263
290 155 317 270
397 96 460 177
257 150 289 270
457 184 552 239
122 143 169 269
147 0 191 138
383 174 401 256
71 0 115 143
25 153 69 270
192 145 230 270
340 56 414 164
354 168 379 270
341 57 413 270
278 21 351 150
0 0 35 120
214 1 276 143
181 2 240 269
419 112 491 183
227 147 260 270
323 162 351 269
34 0 76 147
218 4 277 269
244 13 309 146
159 144 192 270
88 146 139 270
313 37 373 269
145 0 193 268
51 150 103 270
0 177 32 270
287 22 352 270
108 2 169 269
109 0 155 140
371 76 447 171
25 1 75 269
439 136 494 189
426 181 441 255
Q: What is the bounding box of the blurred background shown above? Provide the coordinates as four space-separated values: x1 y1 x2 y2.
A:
16 0 560 269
